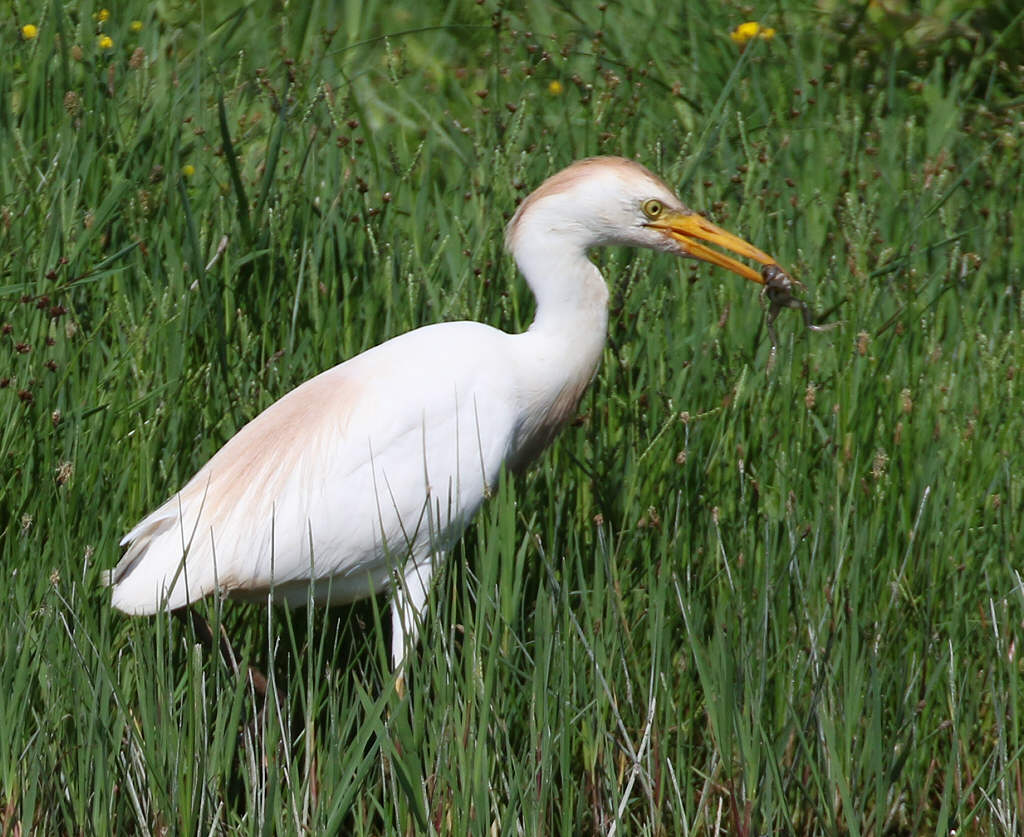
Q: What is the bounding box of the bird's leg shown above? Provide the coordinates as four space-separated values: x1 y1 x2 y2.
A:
177 607 274 708
177 607 302 799
390 558 437 697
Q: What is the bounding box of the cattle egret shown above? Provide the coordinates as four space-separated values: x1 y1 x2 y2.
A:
107 157 783 672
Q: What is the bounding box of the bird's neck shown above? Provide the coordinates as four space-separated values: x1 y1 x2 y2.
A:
502 241 610 471
515 240 610 348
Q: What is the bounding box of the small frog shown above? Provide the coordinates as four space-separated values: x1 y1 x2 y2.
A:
760 263 840 351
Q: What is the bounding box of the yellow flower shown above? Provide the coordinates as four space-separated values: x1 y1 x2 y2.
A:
730 21 761 44
130 20 143 32
21 23 39 39
94 9 110 22
97 34 113 50
730 21 776 45
182 164 195 178
547 80 563 95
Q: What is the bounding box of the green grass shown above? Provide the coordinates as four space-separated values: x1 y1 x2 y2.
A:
2 0 1022 833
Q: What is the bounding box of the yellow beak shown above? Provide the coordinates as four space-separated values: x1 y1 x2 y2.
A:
649 210 777 284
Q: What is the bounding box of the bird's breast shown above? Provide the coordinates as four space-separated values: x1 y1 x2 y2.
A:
506 334 604 472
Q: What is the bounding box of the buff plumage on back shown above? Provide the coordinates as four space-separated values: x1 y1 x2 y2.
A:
107 367 363 613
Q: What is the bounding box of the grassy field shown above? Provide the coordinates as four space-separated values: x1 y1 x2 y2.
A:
2 0 1022 833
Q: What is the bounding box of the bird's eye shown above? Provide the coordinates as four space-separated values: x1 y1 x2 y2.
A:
642 199 663 220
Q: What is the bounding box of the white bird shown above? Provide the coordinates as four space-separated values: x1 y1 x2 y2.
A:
107 157 780 672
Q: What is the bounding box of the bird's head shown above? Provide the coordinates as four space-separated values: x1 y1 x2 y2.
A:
507 156 779 284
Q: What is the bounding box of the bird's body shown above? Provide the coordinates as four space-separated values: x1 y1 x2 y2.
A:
108 157 779 668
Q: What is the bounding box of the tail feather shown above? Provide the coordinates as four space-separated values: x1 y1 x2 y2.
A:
108 500 213 614
106 510 178 587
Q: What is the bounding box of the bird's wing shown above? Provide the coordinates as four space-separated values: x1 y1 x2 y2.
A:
107 323 518 614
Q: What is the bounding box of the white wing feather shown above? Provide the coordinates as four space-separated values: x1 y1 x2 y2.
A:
108 322 519 614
